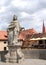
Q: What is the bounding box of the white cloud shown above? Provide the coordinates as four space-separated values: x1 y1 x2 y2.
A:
0 22 9 30
19 12 31 18
0 0 5 6
0 0 46 33
19 8 46 32
11 0 39 10
11 0 28 8
0 6 6 13
32 9 46 21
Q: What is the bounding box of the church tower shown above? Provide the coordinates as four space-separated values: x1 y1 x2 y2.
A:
42 20 45 33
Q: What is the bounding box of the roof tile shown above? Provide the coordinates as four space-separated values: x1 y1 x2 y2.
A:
0 31 7 40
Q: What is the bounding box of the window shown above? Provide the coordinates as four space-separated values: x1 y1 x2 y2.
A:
4 41 6 44
4 47 6 51
39 40 43 44
5 35 7 37
45 40 46 44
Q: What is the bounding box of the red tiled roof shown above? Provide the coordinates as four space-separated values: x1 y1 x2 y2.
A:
0 28 37 41
45 28 46 33
31 33 46 38
19 28 37 40
0 31 7 40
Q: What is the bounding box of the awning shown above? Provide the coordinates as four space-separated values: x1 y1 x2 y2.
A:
30 37 46 40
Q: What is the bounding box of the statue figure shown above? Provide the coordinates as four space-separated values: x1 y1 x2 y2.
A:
8 15 21 45
6 15 24 63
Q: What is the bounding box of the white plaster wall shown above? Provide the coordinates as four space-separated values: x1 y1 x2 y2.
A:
0 41 8 51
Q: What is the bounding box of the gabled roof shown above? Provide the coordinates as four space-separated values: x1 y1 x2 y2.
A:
0 31 7 40
19 28 37 40
31 33 46 38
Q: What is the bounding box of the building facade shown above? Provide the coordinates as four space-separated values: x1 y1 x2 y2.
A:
0 31 8 62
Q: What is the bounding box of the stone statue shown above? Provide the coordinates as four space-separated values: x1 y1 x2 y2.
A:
8 15 21 45
6 15 24 63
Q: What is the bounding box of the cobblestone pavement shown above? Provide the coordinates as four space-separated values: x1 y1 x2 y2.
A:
0 59 46 65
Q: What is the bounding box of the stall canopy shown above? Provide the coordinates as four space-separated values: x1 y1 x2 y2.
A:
30 37 46 41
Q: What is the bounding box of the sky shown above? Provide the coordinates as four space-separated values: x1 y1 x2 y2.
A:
0 0 46 33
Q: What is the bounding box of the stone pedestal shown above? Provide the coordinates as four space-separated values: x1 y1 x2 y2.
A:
6 45 24 63
8 45 17 63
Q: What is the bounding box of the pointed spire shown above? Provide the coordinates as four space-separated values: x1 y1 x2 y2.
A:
42 20 45 33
